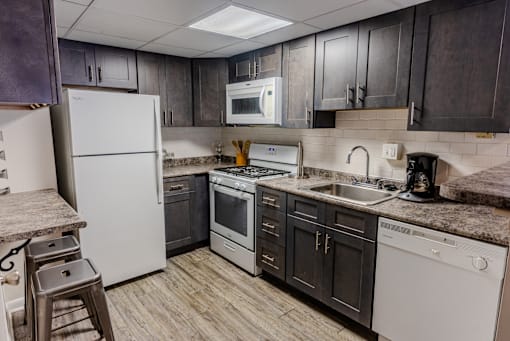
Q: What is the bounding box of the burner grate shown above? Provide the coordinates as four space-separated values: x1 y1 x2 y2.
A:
215 165 290 178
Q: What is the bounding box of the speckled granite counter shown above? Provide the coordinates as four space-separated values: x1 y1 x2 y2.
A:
440 161 510 209
163 162 236 178
257 176 510 246
0 189 86 243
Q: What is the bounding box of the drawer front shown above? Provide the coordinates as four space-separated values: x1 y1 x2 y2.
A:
164 176 194 195
256 238 285 280
257 187 286 212
326 204 377 241
287 194 326 224
256 206 286 246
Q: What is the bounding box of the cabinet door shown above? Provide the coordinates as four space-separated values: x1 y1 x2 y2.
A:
59 39 96 87
282 36 315 128
322 227 376 328
94 45 137 89
165 192 193 252
0 0 61 104
192 174 209 243
137 52 167 126
286 216 323 300
409 0 510 132
356 7 414 109
165 56 193 127
193 59 227 127
315 24 358 110
254 44 282 79
228 52 253 83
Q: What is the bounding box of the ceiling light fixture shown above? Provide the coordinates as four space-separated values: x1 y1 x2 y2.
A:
190 5 292 39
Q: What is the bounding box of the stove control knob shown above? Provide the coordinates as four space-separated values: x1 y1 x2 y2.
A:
473 256 488 271
240 184 247 190
234 182 240 189
211 177 217 183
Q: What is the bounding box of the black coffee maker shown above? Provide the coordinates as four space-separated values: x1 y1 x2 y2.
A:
398 152 438 202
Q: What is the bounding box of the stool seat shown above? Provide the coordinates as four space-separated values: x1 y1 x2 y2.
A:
26 236 80 262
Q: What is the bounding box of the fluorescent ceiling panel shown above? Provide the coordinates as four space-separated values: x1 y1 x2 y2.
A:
190 5 292 39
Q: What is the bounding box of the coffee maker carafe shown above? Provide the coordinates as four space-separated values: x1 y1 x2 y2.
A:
398 152 438 202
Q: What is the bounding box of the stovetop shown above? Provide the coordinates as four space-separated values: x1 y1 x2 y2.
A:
214 165 290 179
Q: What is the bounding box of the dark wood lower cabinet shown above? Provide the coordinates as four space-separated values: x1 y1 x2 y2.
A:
322 227 376 328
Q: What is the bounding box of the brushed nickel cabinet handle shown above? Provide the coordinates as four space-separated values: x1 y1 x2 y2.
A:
97 66 102 82
0 151 5 160
315 231 322 251
410 101 415 126
88 65 93 82
163 111 167 126
262 254 275 263
248 62 251 78
261 259 279 270
261 229 279 237
0 169 7 179
170 110 174 126
220 110 224 126
262 196 275 202
356 83 366 104
169 184 184 191
324 233 331 255
0 187 10 195
262 222 276 230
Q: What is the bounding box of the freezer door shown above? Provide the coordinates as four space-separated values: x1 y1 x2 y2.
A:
67 89 161 156
73 152 166 286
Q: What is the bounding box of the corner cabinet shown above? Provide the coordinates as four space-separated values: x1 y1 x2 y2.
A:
408 0 510 132
193 59 228 127
228 44 282 83
0 0 61 105
59 39 137 90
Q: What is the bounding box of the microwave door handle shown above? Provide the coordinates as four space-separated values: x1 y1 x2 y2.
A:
258 86 266 116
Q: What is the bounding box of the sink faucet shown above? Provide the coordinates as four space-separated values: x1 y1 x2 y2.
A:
346 145 370 183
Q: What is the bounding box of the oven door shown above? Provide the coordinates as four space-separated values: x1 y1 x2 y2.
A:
210 183 254 251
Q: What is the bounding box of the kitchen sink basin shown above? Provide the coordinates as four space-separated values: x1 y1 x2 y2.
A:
302 182 399 206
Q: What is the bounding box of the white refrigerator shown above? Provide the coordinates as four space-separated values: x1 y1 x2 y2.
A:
51 89 166 286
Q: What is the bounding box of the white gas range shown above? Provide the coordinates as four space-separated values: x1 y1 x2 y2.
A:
209 143 298 275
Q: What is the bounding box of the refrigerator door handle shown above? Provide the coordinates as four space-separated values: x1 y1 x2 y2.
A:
154 99 163 205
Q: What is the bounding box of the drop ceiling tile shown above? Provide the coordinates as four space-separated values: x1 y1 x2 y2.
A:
232 0 364 21
77 7 178 41
304 0 400 29
212 40 265 57
92 0 226 25
154 28 242 52
68 30 146 49
64 0 93 5
54 0 87 27
140 43 206 58
251 23 320 45
195 51 229 58
57 26 70 38
389 0 430 7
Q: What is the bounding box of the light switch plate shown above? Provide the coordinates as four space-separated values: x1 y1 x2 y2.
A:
382 143 402 160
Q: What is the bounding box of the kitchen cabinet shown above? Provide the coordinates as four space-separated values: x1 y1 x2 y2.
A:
165 56 193 127
228 44 282 83
137 52 167 125
315 8 413 111
0 0 61 105
59 39 137 90
408 0 510 132
193 59 228 127
164 175 208 256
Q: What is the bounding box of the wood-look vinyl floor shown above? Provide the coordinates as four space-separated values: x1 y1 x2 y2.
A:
12 247 368 341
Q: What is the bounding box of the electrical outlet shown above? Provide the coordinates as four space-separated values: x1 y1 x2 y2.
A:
382 143 402 160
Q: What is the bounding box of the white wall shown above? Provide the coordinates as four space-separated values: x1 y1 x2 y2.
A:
161 127 221 158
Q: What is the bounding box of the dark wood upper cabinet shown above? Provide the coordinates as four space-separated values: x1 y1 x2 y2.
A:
314 24 359 111
136 52 167 126
356 7 414 109
228 44 282 83
322 227 376 328
94 45 137 89
0 0 61 105
409 0 510 132
193 59 228 127
59 39 96 87
165 56 193 127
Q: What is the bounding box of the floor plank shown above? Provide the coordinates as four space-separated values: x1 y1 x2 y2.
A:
12 247 368 341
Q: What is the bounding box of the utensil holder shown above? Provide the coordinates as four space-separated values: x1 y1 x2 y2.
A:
236 153 247 166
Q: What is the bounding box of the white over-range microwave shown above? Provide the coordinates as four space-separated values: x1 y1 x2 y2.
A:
226 77 282 125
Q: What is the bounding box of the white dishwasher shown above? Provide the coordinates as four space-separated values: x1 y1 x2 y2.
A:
373 217 508 341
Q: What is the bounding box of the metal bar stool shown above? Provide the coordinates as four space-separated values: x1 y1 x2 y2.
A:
33 258 115 341
24 236 99 339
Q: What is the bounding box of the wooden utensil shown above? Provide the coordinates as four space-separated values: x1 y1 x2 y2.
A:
243 140 251 157
232 140 242 154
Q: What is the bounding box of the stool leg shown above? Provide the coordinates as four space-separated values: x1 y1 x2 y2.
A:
35 295 53 341
82 292 102 334
90 283 114 341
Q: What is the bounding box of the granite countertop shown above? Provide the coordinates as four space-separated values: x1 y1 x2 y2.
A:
257 176 510 246
163 162 236 178
0 189 86 243
440 161 510 209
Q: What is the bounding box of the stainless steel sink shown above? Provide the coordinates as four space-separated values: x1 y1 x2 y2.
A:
301 182 399 206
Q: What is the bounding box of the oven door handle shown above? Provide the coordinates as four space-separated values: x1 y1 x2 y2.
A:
212 184 252 199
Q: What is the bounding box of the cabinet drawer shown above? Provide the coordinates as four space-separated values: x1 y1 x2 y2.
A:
256 238 285 281
257 187 286 212
164 176 194 195
326 204 377 241
256 206 286 246
287 194 325 224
